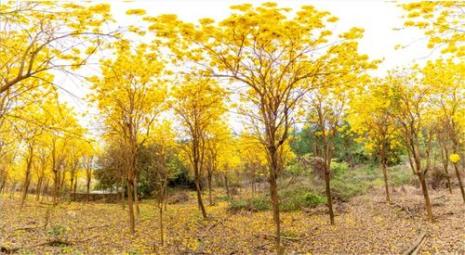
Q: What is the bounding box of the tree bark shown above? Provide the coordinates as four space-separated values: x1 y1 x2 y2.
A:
195 174 207 218
453 163 465 203
207 171 213 205
224 174 230 198
127 178 136 234
381 159 391 204
418 172 433 221
324 167 335 225
269 174 282 255
35 176 43 201
159 205 164 245
134 175 140 217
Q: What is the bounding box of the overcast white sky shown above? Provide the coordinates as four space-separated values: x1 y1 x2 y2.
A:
58 0 436 137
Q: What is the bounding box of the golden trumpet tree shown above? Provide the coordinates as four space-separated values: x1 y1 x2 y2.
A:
204 121 233 205
171 77 226 219
146 3 376 251
89 40 167 234
388 70 435 221
347 79 401 204
423 59 465 203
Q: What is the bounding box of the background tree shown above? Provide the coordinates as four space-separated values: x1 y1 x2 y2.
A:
388 70 435 221
423 59 465 202
347 78 401 204
89 40 167 234
171 77 226 218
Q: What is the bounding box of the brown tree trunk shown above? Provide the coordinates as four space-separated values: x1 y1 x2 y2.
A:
21 169 31 206
36 176 43 201
21 150 34 207
159 205 164 245
53 171 59 205
207 171 213 205
324 167 335 225
453 163 465 203
195 173 207 218
381 159 391 204
444 162 453 194
418 172 433 221
127 178 136 234
134 175 140 217
269 175 282 255
224 174 230 198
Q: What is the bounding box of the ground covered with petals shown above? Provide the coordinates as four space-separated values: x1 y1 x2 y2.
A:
1 187 464 254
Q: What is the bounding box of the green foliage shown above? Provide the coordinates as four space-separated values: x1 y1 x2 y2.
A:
228 196 270 212
331 161 349 177
389 165 415 186
279 188 326 212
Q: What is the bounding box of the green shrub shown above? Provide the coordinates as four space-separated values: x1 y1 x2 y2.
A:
331 178 368 202
228 196 270 212
331 161 349 177
389 165 414 186
280 189 326 212
250 196 271 211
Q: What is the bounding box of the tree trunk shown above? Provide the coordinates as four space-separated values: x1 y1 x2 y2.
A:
159 205 164 245
381 160 391 204
207 171 213 205
418 172 433 221
269 175 282 255
224 174 230 198
444 162 452 194
194 174 207 218
21 170 31 207
127 178 136 235
453 163 465 203
53 171 59 205
324 168 335 225
134 175 140 217
36 176 43 201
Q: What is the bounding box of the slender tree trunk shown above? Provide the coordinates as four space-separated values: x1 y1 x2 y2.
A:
418 172 433 221
134 175 140 217
324 167 335 225
127 178 136 235
224 174 230 198
381 159 391 204
453 163 465 203
194 173 207 218
36 176 43 201
207 171 213 205
159 205 164 245
268 147 283 255
269 175 282 255
53 171 59 205
444 162 452 194
21 169 31 206
0 178 6 194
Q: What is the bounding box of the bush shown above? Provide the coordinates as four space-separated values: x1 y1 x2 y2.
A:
331 161 349 177
331 178 368 202
389 165 414 186
280 188 326 212
228 196 270 212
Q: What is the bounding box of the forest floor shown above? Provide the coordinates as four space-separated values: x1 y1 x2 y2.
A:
1 186 465 254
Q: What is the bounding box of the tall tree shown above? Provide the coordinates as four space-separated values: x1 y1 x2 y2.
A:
89 40 167 234
348 78 401 204
147 3 375 252
171 77 226 219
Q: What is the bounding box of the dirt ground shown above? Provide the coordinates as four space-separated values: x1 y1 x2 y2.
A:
1 186 464 254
